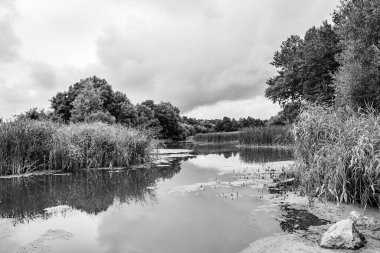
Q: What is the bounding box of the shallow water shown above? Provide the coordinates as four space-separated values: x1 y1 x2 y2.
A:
0 143 296 253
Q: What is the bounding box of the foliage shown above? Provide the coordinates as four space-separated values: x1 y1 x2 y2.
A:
334 0 380 110
0 119 155 175
266 22 341 122
293 104 380 207
194 126 291 146
194 131 239 143
238 126 292 146
182 116 266 134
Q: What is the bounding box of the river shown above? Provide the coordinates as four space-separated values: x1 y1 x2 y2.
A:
0 142 295 253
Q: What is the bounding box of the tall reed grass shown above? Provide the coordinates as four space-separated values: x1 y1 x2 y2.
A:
238 126 292 146
293 105 380 207
194 131 239 143
0 120 155 175
194 126 292 146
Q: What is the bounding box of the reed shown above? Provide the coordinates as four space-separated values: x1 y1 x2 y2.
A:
0 119 155 175
238 126 292 146
194 131 239 143
194 126 292 146
293 105 380 207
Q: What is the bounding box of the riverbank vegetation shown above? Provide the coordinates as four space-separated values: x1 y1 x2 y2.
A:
293 105 380 207
194 126 291 146
267 0 380 207
0 119 154 176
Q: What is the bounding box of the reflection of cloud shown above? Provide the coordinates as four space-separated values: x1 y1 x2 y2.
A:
0 0 340 118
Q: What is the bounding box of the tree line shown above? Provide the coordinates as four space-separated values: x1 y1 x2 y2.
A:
266 0 380 123
13 76 267 140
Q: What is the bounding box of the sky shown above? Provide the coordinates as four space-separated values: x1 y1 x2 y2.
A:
0 0 340 120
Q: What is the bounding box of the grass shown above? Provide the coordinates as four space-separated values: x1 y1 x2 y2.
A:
194 131 239 143
193 126 292 146
0 119 155 176
293 105 380 208
238 126 292 146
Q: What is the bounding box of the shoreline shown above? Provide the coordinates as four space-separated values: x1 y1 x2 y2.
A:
241 191 380 253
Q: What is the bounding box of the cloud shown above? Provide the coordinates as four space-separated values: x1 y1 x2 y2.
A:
0 0 20 62
184 97 281 120
0 0 340 119
95 0 340 113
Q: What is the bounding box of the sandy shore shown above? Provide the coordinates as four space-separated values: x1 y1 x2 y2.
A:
241 192 380 253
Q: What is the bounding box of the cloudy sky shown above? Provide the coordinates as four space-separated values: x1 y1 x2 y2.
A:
0 0 340 119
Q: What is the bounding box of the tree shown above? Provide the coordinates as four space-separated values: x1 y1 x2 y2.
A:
154 102 183 140
266 22 340 122
333 0 380 110
71 82 103 122
51 76 121 122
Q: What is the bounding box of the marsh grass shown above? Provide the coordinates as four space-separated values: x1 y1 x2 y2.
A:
293 105 380 208
0 120 155 175
194 131 239 143
194 126 292 146
238 126 292 146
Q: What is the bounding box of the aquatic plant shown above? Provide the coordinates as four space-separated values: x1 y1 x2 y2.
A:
193 131 239 143
238 126 292 146
193 126 292 146
0 119 155 175
293 105 380 207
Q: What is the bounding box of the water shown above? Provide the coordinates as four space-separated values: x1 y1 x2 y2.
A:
0 143 295 253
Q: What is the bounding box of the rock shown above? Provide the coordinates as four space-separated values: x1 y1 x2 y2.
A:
349 211 361 223
320 219 366 249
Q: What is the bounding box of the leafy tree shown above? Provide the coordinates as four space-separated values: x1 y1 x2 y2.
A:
87 111 116 124
333 0 380 110
15 108 53 121
266 22 340 122
71 82 103 122
118 102 138 126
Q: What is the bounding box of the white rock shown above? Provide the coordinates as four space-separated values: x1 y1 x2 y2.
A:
320 219 366 249
349 211 361 222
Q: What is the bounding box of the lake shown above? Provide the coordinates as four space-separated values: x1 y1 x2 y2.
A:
0 143 294 253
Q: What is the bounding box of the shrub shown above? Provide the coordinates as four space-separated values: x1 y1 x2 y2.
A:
293 105 380 207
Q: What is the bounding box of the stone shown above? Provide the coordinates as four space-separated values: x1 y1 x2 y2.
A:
320 219 366 249
349 211 361 223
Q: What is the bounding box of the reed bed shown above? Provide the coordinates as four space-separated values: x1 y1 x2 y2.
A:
293 105 380 207
194 131 239 143
194 126 292 146
0 120 155 175
238 126 292 146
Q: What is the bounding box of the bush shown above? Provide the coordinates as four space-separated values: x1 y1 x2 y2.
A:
0 120 155 175
293 105 380 207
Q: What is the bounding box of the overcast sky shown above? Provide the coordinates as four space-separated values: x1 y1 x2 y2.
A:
0 0 340 119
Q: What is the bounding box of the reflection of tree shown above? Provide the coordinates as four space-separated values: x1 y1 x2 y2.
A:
239 147 293 164
0 164 181 224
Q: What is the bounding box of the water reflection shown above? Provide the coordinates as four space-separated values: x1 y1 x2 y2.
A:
165 142 293 163
0 144 296 253
0 162 182 224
